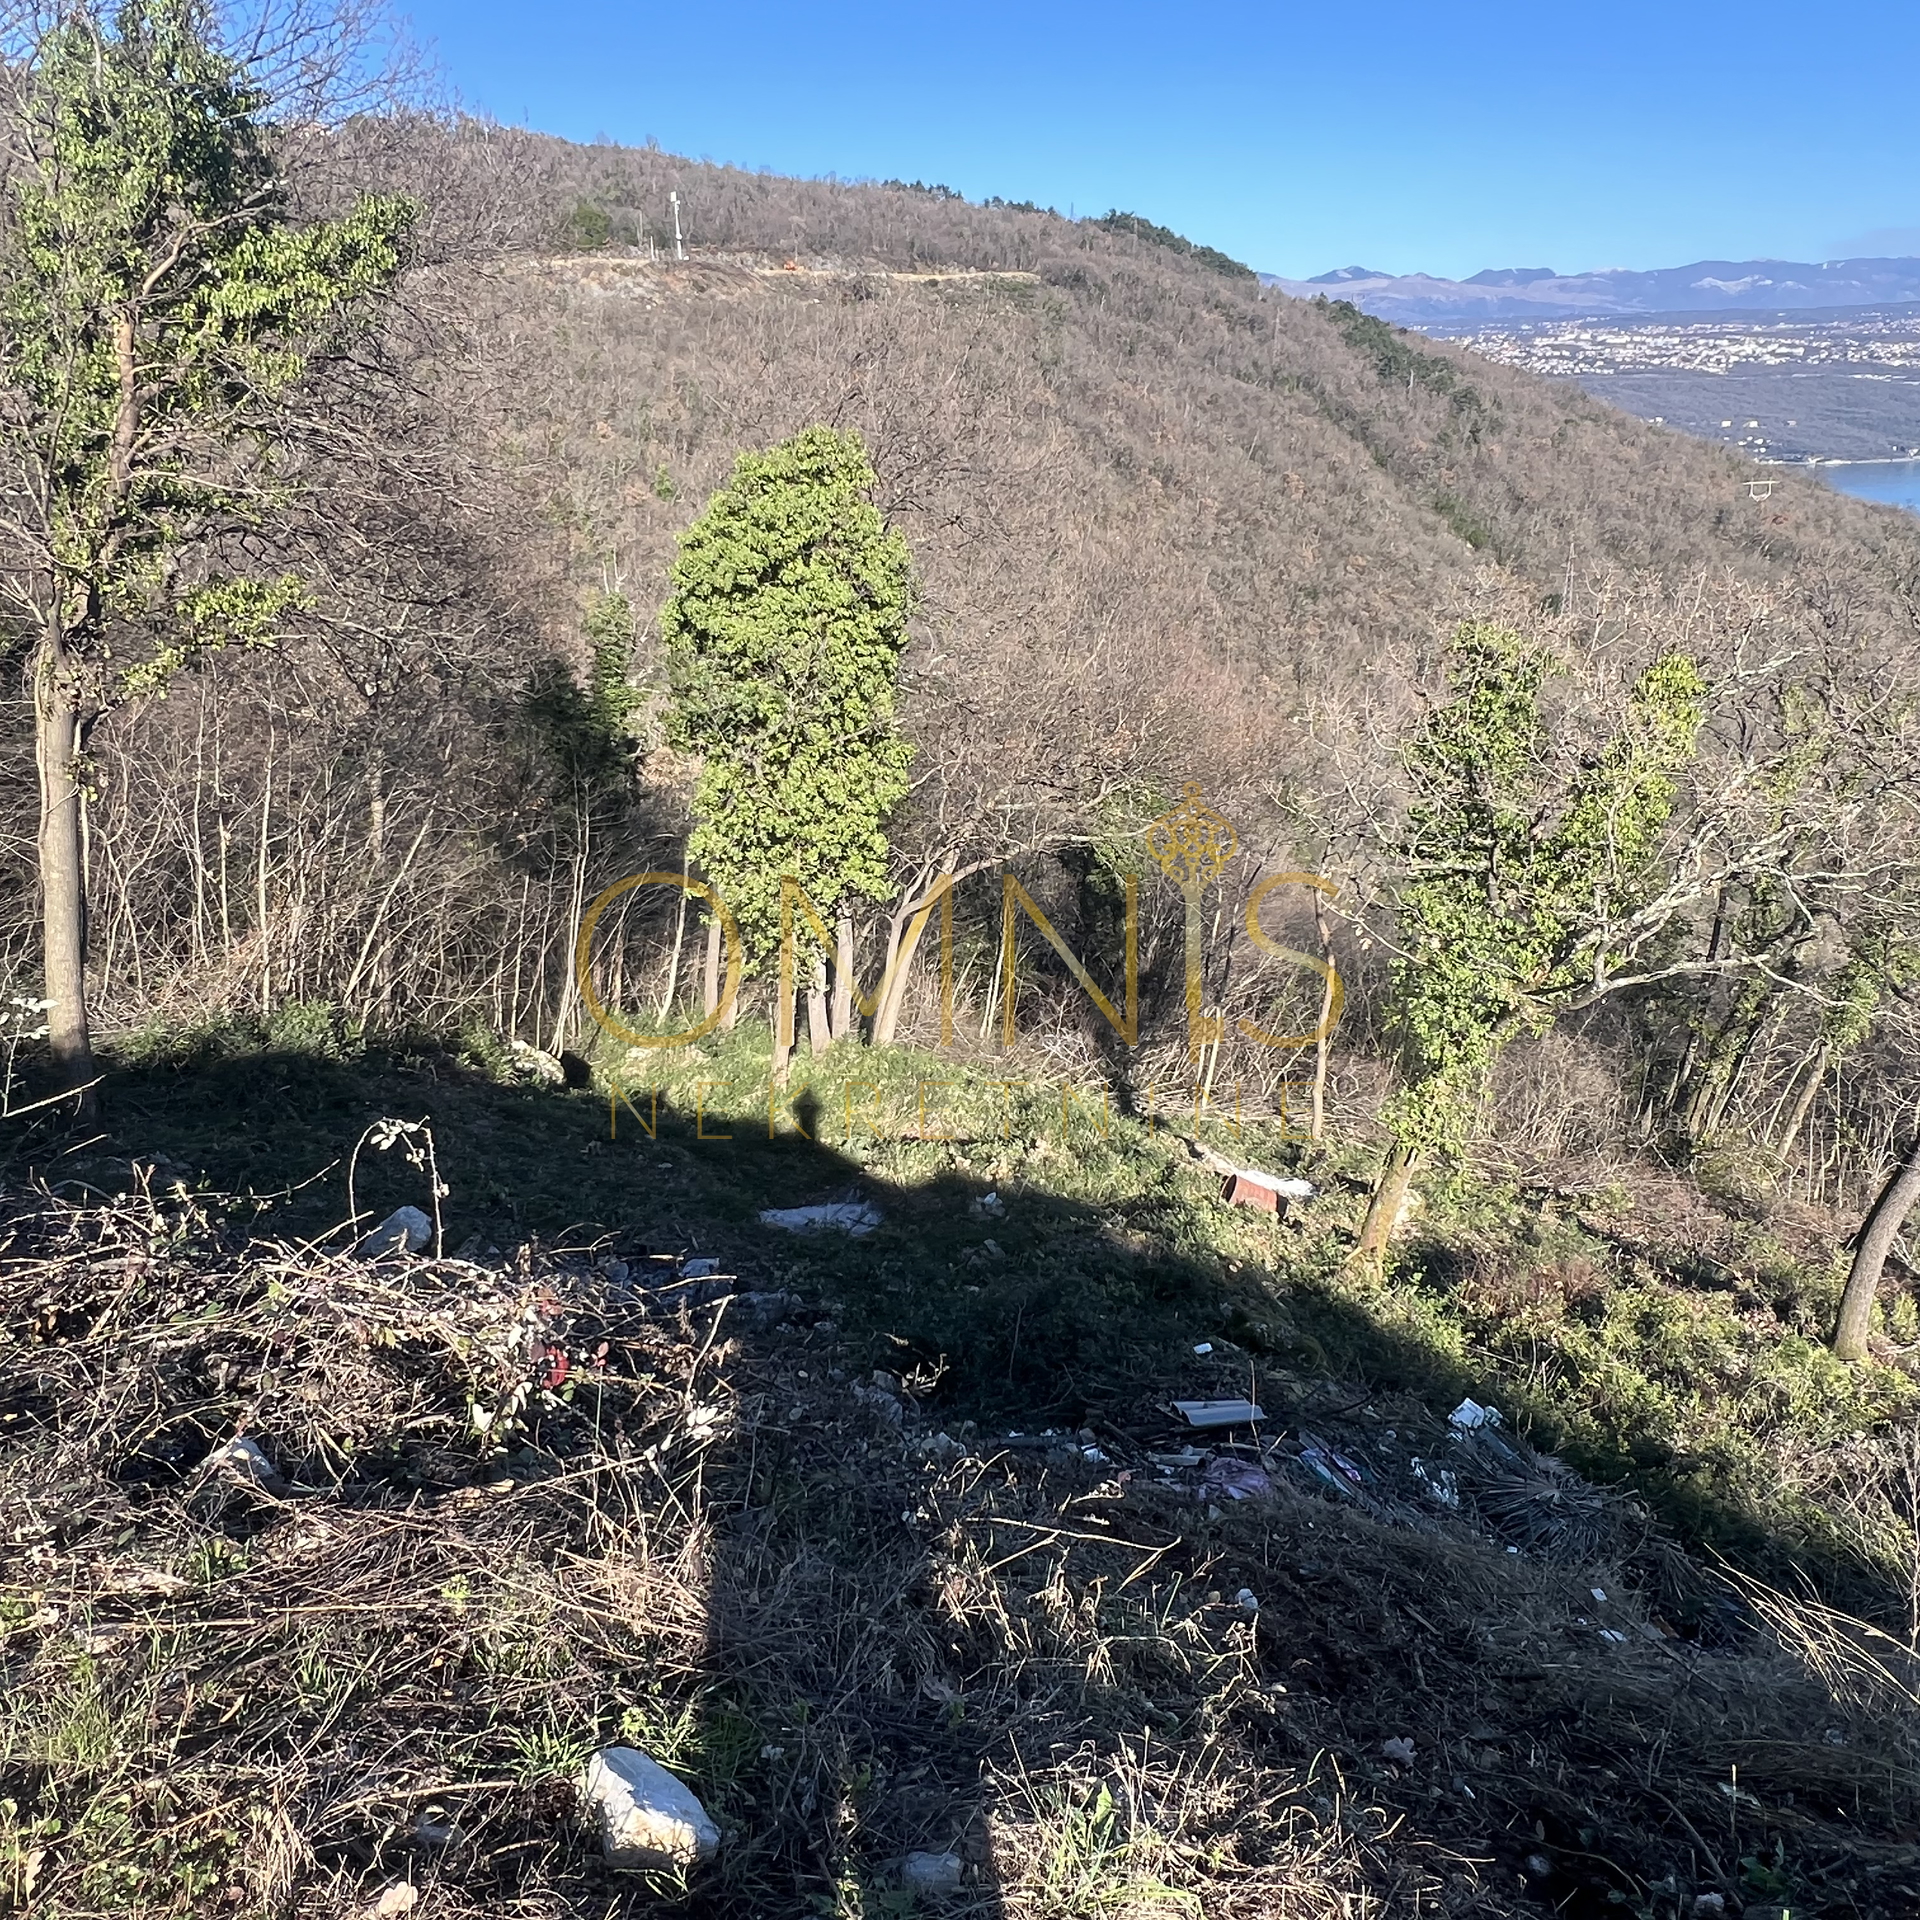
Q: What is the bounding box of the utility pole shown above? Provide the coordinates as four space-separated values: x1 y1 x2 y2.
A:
670 191 685 261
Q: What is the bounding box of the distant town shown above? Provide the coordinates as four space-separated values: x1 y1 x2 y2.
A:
1444 305 1920 464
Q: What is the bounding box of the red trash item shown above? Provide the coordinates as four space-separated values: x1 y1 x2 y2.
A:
1222 1173 1278 1210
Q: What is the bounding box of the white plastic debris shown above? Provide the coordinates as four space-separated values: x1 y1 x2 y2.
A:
1447 1397 1502 1431
579 1746 719 1870
758 1201 882 1236
1192 1341 1214 1356
210 1434 286 1492
1598 1628 1628 1644
1590 1587 1608 1603
901 1850 964 1892
970 1190 1005 1216
1410 1457 1460 1508
363 1884 419 1919
1174 1398 1265 1428
1218 1162 1314 1200
360 1205 432 1256
1381 1737 1417 1766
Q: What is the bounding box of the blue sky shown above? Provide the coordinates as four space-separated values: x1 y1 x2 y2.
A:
398 0 1920 280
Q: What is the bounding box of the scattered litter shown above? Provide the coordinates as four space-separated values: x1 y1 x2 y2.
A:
1204 1455 1275 1502
1235 1587 1260 1613
758 1201 882 1236
970 1190 1005 1217
1150 1447 1206 1470
1410 1457 1460 1508
363 1885 418 1919
1222 1171 1281 1210
1598 1628 1628 1644
900 1851 965 1892
1590 1587 1608 1603
209 1434 287 1494
1080 1444 1109 1463
1193 1139 1315 1209
1448 1397 1502 1431
359 1205 432 1257
681 1257 721 1279
1175 1398 1265 1428
1296 1433 1369 1494
579 1746 720 1869
1381 1737 1417 1766
1192 1341 1214 1356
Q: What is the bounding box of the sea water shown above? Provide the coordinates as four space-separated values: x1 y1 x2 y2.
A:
1818 459 1920 514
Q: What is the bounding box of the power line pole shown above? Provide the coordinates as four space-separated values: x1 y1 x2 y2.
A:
670 191 685 262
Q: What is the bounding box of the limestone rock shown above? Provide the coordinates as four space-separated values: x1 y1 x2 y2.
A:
360 1205 432 1257
579 1746 718 1870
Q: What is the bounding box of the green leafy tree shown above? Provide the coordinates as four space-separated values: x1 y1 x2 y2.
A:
1357 623 1707 1257
662 425 917 1055
0 0 414 1114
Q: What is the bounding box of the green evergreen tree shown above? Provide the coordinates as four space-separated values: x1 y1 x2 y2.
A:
2 0 415 1114
1356 623 1707 1257
662 425 917 984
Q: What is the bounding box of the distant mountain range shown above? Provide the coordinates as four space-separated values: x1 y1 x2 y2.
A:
1265 256 1920 326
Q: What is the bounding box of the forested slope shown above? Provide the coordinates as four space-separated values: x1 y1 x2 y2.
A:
11 126 1918 1197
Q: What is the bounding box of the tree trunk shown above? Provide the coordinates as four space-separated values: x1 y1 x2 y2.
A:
35 653 97 1121
1833 1132 1920 1361
1309 895 1334 1142
806 954 830 1056
831 910 855 1041
702 917 721 1017
874 874 956 1046
1769 1040 1831 1155
1353 1140 1419 1263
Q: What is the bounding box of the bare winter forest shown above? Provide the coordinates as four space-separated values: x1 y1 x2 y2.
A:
9 121 1920 1203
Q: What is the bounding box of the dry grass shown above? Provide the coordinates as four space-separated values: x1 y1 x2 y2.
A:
2 1177 1917 1918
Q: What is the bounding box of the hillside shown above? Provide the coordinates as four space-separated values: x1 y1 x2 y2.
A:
6 119 1920 1920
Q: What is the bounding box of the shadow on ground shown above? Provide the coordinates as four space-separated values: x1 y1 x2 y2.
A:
2 1038 1914 1916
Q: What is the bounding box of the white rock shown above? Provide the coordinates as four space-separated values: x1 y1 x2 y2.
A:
901 1850 964 1892
361 1205 432 1256
508 1038 565 1085
579 1746 718 1870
